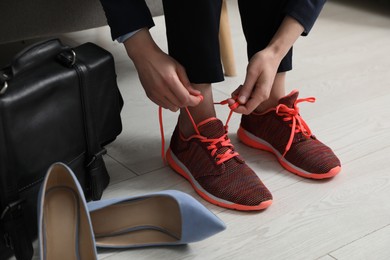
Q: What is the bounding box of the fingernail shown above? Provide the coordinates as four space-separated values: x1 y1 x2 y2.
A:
198 95 204 102
239 96 247 104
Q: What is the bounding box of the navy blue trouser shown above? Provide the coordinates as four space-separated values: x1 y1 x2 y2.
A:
162 0 292 84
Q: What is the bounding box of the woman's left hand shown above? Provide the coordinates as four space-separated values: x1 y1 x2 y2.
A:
228 48 281 114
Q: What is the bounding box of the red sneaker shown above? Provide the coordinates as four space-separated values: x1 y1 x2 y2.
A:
237 90 341 179
166 116 273 211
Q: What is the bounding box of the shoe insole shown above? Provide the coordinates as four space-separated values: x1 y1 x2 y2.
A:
90 196 182 247
44 187 78 260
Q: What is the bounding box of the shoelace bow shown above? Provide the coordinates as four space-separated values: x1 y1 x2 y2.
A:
159 97 240 165
274 97 315 156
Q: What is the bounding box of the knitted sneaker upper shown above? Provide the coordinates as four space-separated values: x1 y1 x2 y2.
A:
240 90 341 175
170 118 272 207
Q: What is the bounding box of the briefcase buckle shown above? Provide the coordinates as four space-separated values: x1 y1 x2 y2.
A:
0 81 8 95
57 49 77 67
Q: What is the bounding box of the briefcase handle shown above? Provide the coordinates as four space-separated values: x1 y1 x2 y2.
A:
11 38 71 76
0 39 72 95
1 38 70 79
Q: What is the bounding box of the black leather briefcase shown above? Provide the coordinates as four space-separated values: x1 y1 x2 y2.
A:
0 39 123 259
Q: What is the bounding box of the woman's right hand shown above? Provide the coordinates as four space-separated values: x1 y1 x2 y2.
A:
124 28 202 112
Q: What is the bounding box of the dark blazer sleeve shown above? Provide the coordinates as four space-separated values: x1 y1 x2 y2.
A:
285 0 326 36
99 0 155 40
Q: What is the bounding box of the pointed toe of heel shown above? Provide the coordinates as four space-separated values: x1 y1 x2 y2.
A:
172 190 226 243
87 190 226 248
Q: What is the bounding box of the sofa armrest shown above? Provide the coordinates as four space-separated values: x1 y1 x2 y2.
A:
0 0 163 44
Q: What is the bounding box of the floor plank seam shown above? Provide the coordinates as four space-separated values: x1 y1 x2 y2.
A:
271 178 304 192
341 144 390 165
141 165 173 176
105 153 140 176
328 223 390 257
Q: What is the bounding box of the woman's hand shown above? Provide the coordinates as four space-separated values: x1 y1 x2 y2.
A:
228 16 304 114
228 48 281 114
124 28 202 111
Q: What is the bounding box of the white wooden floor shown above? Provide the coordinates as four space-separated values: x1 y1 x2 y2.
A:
3 0 390 259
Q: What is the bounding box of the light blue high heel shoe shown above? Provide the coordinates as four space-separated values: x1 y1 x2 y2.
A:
87 190 226 248
37 163 98 260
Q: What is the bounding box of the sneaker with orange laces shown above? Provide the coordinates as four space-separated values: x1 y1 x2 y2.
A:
237 90 341 179
160 104 273 211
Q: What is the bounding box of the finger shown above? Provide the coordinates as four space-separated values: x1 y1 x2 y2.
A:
227 85 242 106
227 97 240 111
163 96 180 112
232 101 261 114
234 79 272 114
176 65 201 96
186 92 203 107
239 67 259 104
240 98 261 114
152 95 179 112
162 65 202 107
146 88 180 111
231 84 243 99
176 67 203 105
187 86 202 97
228 101 240 110
171 73 203 107
165 88 188 109
229 104 249 114
227 98 236 106
166 76 202 108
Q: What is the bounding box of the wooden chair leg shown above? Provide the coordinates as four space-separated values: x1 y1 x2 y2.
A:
219 0 236 77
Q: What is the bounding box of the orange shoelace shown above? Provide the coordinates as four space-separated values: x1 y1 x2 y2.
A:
159 97 240 165
274 97 315 156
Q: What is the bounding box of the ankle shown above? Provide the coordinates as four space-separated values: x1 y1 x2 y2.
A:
253 72 286 114
178 114 196 137
178 110 216 137
178 83 216 137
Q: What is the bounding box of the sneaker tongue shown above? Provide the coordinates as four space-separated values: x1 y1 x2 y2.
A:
197 118 241 164
278 90 299 108
197 118 225 138
278 90 309 142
